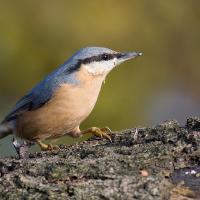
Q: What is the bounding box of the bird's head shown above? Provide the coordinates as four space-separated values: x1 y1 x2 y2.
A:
68 47 142 76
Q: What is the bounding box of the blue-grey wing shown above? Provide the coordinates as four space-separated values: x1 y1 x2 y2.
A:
2 80 53 123
2 59 79 123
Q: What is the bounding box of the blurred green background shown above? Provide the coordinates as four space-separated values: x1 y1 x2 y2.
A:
0 0 199 157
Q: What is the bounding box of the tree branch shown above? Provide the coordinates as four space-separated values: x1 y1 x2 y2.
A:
0 117 200 199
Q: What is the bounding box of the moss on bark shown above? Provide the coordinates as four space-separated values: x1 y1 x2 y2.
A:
0 117 200 199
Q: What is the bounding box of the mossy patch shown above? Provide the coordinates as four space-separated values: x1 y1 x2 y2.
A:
0 117 200 199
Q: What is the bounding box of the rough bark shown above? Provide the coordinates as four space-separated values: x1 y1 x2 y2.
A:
0 117 200 200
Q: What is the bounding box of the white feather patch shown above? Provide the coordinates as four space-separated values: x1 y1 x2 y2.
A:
84 58 117 76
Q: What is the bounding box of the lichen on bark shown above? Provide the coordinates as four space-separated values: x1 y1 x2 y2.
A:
0 117 200 200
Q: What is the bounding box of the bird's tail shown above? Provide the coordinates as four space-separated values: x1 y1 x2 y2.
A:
0 123 13 139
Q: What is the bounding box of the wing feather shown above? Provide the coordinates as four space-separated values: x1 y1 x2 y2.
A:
2 59 78 123
2 81 53 123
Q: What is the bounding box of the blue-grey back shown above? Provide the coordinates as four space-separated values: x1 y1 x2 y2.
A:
1 46 116 123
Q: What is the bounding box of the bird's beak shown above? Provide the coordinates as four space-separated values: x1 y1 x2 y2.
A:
120 52 143 61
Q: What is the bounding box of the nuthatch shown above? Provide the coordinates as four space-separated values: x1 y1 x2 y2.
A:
0 47 142 151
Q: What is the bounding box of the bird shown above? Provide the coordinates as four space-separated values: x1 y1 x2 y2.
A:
0 47 142 151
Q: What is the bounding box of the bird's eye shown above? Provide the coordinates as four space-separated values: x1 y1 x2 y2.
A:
102 54 109 61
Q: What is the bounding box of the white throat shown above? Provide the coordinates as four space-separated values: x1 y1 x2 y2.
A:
83 58 117 76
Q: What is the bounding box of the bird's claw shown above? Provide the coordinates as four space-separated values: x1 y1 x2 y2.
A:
91 127 112 142
45 144 60 151
36 139 59 151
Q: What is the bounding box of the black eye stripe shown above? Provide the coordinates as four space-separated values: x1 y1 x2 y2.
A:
81 53 122 64
63 53 123 74
102 54 109 60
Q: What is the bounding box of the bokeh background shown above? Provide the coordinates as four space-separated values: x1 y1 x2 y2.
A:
0 0 199 157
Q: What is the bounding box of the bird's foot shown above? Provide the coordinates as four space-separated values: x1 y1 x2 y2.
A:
36 140 59 151
82 127 112 142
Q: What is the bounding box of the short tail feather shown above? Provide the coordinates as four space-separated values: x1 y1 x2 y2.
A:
0 123 13 139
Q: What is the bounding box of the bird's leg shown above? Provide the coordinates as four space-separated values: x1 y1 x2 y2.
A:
36 139 59 151
81 127 112 142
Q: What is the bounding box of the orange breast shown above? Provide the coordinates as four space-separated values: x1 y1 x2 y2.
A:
16 67 106 141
